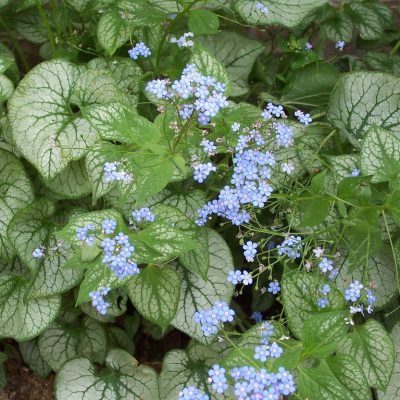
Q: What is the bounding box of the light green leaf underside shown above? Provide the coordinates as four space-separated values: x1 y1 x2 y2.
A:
327 72 400 143
127 265 180 330
171 229 234 342
0 148 34 260
234 0 329 28
200 31 264 96
56 349 159 400
0 74 13 102
38 318 107 371
338 320 395 391
0 275 60 341
379 322 400 400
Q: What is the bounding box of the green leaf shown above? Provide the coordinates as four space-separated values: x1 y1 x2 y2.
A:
188 9 219 35
282 61 340 107
190 43 230 94
200 32 264 96
127 265 180 331
298 359 369 400
87 57 142 107
325 354 372 400
302 311 348 358
349 2 393 40
14 7 47 44
360 126 400 183
44 159 92 199
8 60 122 179
281 271 346 338
0 74 13 102
0 275 60 341
118 0 168 25
56 349 159 399
28 236 84 299
107 326 135 355
328 154 360 184
379 322 400 400
97 7 130 56
328 72 400 143
83 101 160 144
234 0 329 28
38 318 108 371
159 346 221 400
0 149 34 260
338 320 395 390
334 245 398 310
136 221 197 259
57 209 124 246
321 10 354 42
8 199 55 271
19 339 51 379
171 229 234 342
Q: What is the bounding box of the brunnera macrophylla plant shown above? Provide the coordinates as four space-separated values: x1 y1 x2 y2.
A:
0 0 399 399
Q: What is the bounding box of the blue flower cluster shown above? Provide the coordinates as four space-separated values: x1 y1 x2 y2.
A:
76 224 96 245
128 42 151 60
336 40 346 51
170 32 194 47
103 162 132 183
178 387 209 400
193 162 216 183
146 63 229 125
227 270 253 286
208 365 228 394
261 103 284 120
294 110 312 126
89 287 110 315
200 139 217 156
345 280 364 302
268 281 280 295
276 235 303 259
194 301 235 337
319 257 334 273
243 241 258 262
131 207 155 223
251 311 263 323
255 1 269 14
344 281 377 316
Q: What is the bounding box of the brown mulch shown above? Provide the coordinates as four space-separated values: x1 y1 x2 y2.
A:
0 359 55 400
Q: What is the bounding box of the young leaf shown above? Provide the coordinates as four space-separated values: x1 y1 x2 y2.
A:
56 349 159 400
0 275 60 341
127 265 181 331
188 9 219 35
338 320 395 390
302 311 348 358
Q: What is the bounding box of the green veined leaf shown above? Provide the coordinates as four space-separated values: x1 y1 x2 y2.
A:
321 10 354 42
234 0 329 28
200 31 264 96
171 229 234 342
56 349 159 400
97 7 130 56
0 149 34 260
107 326 135 355
338 320 395 390
0 74 13 102
327 72 400 143
379 322 400 400
8 60 122 179
19 339 51 379
159 345 222 400
360 125 400 183
127 265 180 331
0 275 60 341
38 318 107 371
281 271 346 338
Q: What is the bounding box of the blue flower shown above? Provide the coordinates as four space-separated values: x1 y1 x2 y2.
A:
319 257 333 273
345 280 364 302
128 42 151 59
317 297 330 308
251 311 263 323
336 40 345 51
277 235 302 259
193 162 216 183
268 281 280 295
243 241 258 262
89 287 111 315
131 207 155 223
170 32 194 47
32 247 45 259
178 387 209 400
208 365 228 394
294 110 312 125
102 219 117 235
